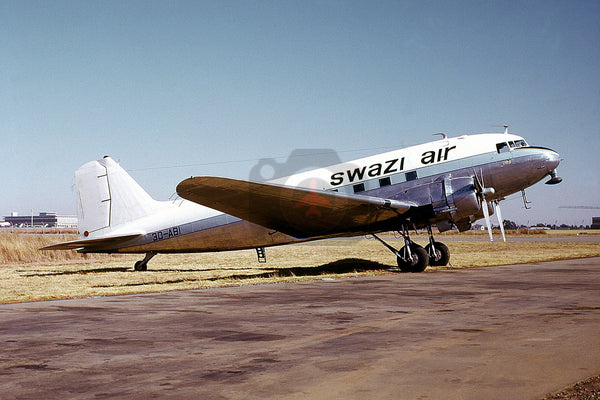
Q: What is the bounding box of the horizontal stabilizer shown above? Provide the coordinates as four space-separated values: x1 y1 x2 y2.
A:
177 177 414 238
41 233 143 251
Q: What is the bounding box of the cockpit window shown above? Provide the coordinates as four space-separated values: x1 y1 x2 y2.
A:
497 139 528 153
514 139 527 147
496 142 510 153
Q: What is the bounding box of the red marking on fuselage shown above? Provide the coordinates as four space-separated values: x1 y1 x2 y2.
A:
295 180 332 217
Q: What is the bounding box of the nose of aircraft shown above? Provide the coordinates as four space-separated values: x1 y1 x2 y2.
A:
543 148 562 185
544 149 561 171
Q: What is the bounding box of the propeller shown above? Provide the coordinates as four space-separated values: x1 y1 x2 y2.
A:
493 200 506 242
473 170 496 243
481 195 494 243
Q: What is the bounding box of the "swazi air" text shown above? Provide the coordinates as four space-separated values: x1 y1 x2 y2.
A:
329 145 456 186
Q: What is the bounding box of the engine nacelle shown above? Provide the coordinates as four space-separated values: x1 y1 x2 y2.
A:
395 176 484 229
443 176 482 220
394 176 493 232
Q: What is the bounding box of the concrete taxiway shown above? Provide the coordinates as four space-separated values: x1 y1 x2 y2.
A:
2 257 600 399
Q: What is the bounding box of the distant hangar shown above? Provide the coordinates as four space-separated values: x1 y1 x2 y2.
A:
2 212 77 228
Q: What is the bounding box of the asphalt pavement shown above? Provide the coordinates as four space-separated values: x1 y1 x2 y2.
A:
2 257 600 399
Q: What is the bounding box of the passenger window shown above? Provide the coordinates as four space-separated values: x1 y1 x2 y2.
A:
405 171 418 181
496 142 509 153
353 183 365 193
379 177 391 187
508 141 515 148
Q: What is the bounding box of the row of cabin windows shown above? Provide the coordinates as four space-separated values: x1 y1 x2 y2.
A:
352 171 417 193
496 139 528 154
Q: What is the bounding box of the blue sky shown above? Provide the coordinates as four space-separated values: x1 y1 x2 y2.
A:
2 0 599 226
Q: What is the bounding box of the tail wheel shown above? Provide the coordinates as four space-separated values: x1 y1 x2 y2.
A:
397 244 429 273
425 241 450 267
133 252 156 271
134 261 148 271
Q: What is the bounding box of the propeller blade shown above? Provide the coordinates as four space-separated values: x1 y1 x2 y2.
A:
473 170 496 243
473 169 484 192
494 201 506 242
482 200 494 243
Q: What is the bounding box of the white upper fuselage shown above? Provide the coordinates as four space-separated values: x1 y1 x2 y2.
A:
272 133 529 191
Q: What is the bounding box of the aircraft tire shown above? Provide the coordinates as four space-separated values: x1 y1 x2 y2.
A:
134 261 147 271
426 241 450 267
397 244 429 273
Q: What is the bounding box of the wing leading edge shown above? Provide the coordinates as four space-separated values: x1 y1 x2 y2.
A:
177 177 414 238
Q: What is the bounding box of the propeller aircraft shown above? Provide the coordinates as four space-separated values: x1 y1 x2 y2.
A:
43 128 562 272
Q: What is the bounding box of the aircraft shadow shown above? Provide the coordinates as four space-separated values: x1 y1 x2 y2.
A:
206 258 398 281
25 267 132 276
26 259 396 280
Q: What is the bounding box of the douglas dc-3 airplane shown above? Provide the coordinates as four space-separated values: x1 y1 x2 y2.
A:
44 128 562 272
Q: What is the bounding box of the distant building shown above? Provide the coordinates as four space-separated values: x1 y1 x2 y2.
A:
592 217 600 230
3 212 77 228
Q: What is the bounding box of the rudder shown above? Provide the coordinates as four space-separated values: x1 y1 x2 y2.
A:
76 156 161 238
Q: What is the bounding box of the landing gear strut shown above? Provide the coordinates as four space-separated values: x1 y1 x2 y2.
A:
372 225 450 272
134 252 156 271
425 226 450 267
372 225 428 273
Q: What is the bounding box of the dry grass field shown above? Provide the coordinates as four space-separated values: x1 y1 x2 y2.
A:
1 230 599 304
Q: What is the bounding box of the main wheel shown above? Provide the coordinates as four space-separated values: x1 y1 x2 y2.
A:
425 241 450 266
397 244 429 273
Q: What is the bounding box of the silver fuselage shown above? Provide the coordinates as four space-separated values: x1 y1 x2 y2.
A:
94 133 560 254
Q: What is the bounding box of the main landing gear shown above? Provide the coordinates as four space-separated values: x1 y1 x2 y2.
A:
134 252 157 271
372 226 450 273
424 226 450 267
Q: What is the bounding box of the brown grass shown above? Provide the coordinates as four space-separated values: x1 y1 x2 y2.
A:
1 232 599 304
0 232 116 264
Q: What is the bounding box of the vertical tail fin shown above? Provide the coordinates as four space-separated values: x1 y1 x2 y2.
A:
76 156 162 238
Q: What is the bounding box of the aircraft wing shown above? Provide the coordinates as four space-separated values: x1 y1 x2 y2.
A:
177 177 415 238
41 233 143 251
